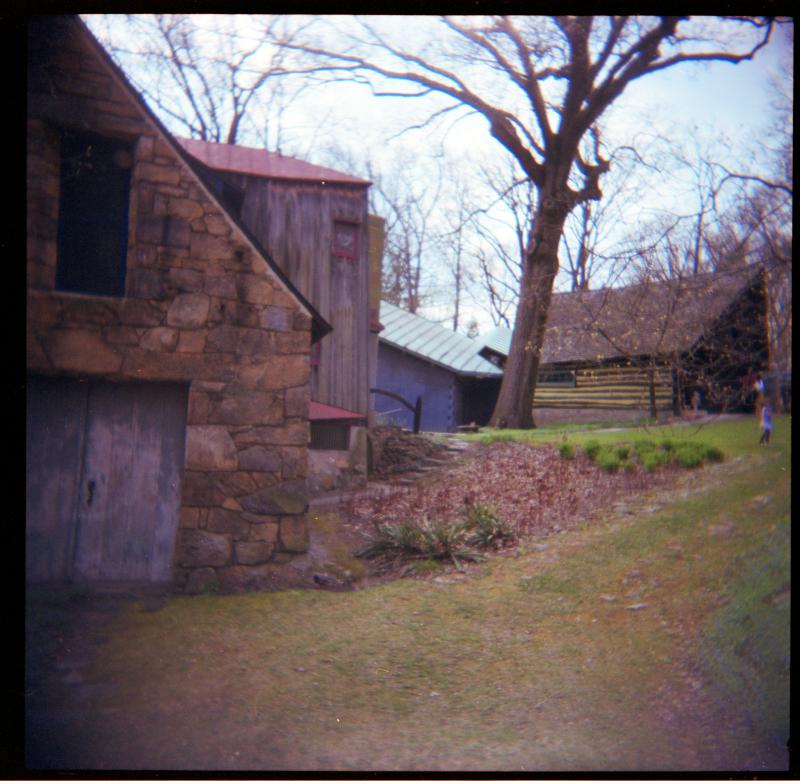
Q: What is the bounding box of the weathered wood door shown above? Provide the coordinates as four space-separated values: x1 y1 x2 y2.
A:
26 376 188 583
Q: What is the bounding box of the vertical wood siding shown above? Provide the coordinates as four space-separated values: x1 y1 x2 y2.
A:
26 377 188 583
239 178 370 415
375 344 458 432
26 376 88 581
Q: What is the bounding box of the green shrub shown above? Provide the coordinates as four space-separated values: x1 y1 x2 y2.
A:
633 439 657 460
673 442 707 468
639 448 672 472
639 455 659 472
420 518 470 558
580 437 727 474
583 440 601 460
557 442 575 460
465 501 516 548
595 448 621 473
357 517 484 569
356 521 426 558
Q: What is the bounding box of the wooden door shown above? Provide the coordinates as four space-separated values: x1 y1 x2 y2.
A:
26 376 88 581
26 377 188 583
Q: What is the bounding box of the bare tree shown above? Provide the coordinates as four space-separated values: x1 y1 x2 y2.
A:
369 155 444 314
282 15 778 427
85 14 314 149
467 158 533 327
434 176 476 332
559 144 649 291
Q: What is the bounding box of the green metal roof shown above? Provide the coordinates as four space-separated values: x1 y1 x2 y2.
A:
379 301 503 378
480 326 513 361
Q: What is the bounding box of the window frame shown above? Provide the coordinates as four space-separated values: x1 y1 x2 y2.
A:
331 220 359 261
55 129 134 298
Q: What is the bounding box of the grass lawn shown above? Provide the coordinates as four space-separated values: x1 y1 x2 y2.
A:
25 416 790 772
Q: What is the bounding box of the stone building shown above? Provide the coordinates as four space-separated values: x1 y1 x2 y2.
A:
26 15 332 594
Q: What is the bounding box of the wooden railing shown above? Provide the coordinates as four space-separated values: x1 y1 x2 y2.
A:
370 388 422 433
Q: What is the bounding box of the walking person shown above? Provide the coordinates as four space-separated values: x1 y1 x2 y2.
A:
759 401 774 446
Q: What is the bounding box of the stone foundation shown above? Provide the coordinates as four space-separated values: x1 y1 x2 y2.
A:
532 407 659 426
307 426 369 495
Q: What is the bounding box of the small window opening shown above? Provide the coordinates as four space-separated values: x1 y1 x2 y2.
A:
332 220 358 261
538 368 576 387
56 131 133 297
310 421 350 450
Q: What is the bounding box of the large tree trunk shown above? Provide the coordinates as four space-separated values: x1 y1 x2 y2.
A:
490 200 567 429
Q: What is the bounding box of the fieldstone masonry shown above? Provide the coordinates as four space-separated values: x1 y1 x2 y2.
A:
27 17 315 593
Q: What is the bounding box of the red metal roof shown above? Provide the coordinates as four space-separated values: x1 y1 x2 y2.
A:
309 400 366 422
177 137 371 187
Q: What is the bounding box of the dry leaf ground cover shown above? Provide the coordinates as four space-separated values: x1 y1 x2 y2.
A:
348 440 678 547
24 417 790 772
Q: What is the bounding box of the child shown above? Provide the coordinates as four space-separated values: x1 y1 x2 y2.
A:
759 401 774 445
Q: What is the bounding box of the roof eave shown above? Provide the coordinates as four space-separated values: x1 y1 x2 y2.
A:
380 338 502 378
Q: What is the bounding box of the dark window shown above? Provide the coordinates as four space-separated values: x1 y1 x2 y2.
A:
332 220 358 260
56 131 133 297
310 421 350 450
538 368 576 387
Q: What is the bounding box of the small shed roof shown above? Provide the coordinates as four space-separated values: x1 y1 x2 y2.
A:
309 400 366 423
177 137 371 187
379 301 502 378
479 267 762 365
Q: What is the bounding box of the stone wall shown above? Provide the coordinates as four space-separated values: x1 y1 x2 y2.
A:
27 16 314 593
307 426 369 496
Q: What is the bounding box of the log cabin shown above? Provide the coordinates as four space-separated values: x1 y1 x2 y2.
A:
480 267 770 420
